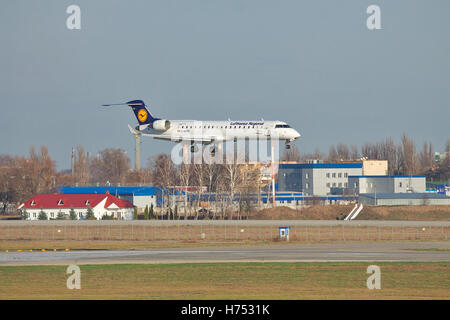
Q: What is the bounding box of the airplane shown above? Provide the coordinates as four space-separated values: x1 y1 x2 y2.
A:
102 99 301 153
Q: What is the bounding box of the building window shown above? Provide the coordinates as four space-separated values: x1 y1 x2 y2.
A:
50 212 54 218
344 183 348 188
326 183 330 188
305 183 309 189
305 173 309 179
332 183 336 187
338 183 342 187
399 182 402 187
338 173 342 178
33 212 36 218
332 173 336 178
344 173 348 178
326 173 330 178
31 200 36 206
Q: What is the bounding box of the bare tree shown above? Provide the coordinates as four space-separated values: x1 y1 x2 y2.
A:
336 143 350 160
350 145 359 160
90 148 130 185
0 146 57 213
73 145 89 185
281 144 301 162
223 162 242 218
418 141 434 173
328 145 339 162
192 164 206 219
400 133 419 175
178 163 192 218
150 154 176 215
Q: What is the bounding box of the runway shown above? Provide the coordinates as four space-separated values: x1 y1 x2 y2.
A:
0 241 449 265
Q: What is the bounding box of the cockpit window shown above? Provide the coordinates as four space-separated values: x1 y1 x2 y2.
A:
275 124 290 128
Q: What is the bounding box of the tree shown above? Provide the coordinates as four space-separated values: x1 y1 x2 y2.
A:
178 163 192 218
90 148 130 185
281 144 301 162
150 154 176 213
73 145 90 185
174 205 178 220
418 141 434 173
350 145 359 160
149 203 155 220
69 208 77 220
300 148 324 162
336 143 350 160
85 206 95 220
223 162 242 217
56 211 65 220
328 145 339 162
144 205 149 220
400 133 419 175
133 207 138 220
38 210 48 220
0 146 57 211
20 210 29 220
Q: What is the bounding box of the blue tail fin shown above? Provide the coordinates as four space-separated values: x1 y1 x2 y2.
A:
102 100 156 125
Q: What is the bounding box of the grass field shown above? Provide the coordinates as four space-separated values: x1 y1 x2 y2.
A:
0 262 448 299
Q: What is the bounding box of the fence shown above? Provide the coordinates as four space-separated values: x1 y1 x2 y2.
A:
0 221 448 242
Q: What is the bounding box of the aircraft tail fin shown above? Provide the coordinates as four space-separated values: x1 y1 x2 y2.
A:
102 100 156 125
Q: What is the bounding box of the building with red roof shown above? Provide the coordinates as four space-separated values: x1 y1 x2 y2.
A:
18 193 134 220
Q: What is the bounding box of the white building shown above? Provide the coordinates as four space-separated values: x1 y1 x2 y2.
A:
359 193 450 206
18 193 135 220
348 175 426 194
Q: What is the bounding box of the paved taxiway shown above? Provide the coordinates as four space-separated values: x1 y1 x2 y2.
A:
0 241 449 265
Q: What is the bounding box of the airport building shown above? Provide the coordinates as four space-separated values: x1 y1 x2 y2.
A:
348 175 426 194
278 162 363 196
359 193 450 206
18 193 134 220
59 186 159 211
362 160 388 176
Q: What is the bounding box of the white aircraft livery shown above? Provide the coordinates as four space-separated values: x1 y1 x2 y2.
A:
103 99 300 151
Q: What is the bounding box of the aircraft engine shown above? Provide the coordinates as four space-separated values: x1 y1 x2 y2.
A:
152 119 170 131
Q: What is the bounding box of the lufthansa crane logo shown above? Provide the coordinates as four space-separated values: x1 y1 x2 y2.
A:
137 109 148 122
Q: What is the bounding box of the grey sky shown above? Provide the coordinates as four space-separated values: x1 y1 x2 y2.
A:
1 0 449 170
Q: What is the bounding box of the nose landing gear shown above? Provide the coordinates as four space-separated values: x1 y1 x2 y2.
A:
285 140 291 150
